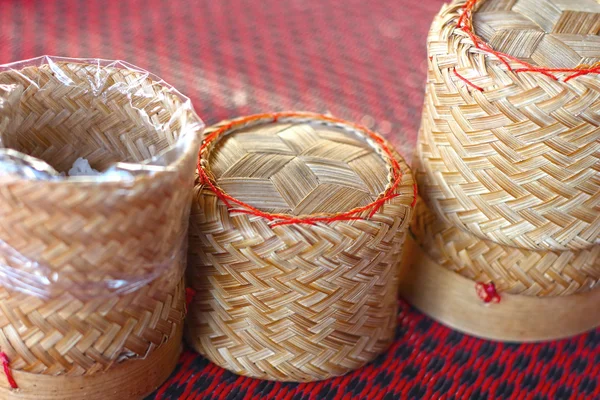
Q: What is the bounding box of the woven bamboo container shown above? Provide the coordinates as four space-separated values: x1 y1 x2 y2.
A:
400 199 600 341
403 0 600 342
0 57 203 399
415 0 600 251
186 112 416 382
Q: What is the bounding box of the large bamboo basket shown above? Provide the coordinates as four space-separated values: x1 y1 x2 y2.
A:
186 112 416 382
400 200 600 341
0 57 202 399
415 0 600 251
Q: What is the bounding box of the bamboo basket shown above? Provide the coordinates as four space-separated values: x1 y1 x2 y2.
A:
400 199 600 341
0 57 202 399
186 112 416 382
415 0 600 251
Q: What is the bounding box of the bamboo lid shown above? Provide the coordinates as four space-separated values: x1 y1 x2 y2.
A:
205 117 391 215
473 0 600 68
474 0 600 68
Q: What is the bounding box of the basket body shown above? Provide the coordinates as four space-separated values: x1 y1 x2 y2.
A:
416 0 600 251
186 113 416 382
0 57 202 398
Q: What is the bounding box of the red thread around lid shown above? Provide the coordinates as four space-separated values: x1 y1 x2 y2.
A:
456 0 599 82
453 68 484 92
197 112 416 227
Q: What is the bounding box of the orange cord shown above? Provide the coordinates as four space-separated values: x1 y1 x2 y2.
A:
453 68 484 92
457 0 598 84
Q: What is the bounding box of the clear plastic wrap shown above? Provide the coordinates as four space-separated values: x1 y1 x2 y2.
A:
0 56 204 299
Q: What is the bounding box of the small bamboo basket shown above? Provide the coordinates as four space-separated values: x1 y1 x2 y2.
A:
186 112 416 382
0 57 202 399
416 0 600 251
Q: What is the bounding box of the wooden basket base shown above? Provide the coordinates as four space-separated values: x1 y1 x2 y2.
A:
399 235 600 342
0 325 182 400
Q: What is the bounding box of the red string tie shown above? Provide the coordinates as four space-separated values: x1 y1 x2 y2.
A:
476 282 500 303
184 288 197 315
0 352 17 389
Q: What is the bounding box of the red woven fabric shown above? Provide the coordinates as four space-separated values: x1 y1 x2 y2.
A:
1 1 599 399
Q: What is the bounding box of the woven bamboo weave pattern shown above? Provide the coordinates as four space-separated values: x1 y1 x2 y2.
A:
414 0 600 251
0 60 201 378
187 115 416 382
474 0 600 68
0 275 186 376
411 199 600 296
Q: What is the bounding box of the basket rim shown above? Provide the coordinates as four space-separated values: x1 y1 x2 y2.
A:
450 0 600 83
0 55 204 184
198 111 417 226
